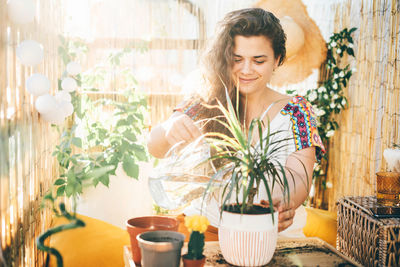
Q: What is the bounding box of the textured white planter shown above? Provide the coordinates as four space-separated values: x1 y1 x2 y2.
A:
218 208 278 266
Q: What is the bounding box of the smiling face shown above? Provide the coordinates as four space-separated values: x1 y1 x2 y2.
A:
232 35 279 96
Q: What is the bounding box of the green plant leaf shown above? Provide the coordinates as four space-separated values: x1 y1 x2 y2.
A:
44 192 54 201
122 154 139 179
57 185 66 197
123 131 137 142
65 184 75 197
86 165 115 180
116 119 128 127
71 137 82 148
99 174 110 187
54 179 66 186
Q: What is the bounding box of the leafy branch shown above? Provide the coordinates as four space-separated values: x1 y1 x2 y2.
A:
37 36 149 266
288 28 357 201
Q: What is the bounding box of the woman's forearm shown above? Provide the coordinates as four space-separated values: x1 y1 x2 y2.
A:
284 146 316 208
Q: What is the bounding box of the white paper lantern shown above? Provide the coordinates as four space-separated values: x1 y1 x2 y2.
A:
7 0 36 24
41 110 65 124
61 77 77 92
55 91 72 102
59 100 74 117
26 74 50 96
16 40 44 66
35 94 58 114
66 61 81 76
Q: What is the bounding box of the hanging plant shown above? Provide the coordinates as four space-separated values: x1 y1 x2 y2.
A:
288 27 357 207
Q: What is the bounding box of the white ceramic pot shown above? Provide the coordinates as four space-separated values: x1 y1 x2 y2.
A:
218 208 278 266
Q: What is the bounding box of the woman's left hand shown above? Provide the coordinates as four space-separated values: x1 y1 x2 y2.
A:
260 199 296 232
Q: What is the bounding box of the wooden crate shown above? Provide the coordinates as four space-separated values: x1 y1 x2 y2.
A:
337 196 400 266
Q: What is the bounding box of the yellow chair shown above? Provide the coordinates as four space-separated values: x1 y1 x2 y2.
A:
49 214 130 267
303 207 337 247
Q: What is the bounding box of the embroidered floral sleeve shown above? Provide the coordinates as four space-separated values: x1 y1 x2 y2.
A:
281 96 326 161
173 98 202 120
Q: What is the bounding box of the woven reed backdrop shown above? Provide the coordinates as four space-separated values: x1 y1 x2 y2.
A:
1 0 399 265
322 0 400 211
0 0 64 266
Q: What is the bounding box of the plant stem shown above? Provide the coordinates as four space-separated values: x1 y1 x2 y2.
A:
36 203 85 267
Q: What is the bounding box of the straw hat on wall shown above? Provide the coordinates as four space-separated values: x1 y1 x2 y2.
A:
254 0 327 87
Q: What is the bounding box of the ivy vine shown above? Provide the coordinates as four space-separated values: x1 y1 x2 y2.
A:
288 27 357 202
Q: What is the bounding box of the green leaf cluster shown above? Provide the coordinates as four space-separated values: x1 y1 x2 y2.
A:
47 37 149 209
288 28 357 189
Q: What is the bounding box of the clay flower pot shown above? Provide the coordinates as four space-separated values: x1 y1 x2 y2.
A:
182 254 206 267
137 230 185 267
126 216 179 265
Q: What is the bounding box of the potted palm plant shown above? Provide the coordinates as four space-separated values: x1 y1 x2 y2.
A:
203 90 302 266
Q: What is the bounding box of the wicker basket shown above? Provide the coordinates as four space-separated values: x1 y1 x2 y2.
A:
337 196 400 266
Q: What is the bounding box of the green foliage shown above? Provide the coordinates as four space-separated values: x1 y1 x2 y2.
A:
38 36 149 267
186 231 205 260
204 90 297 219
153 204 169 215
288 28 357 189
51 38 149 204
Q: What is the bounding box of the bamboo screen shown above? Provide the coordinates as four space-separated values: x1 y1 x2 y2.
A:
323 0 400 211
0 0 64 266
69 0 258 126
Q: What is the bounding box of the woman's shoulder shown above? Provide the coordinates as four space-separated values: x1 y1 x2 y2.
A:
281 96 314 115
280 95 326 159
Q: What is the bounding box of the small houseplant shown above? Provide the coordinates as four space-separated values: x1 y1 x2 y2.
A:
203 90 303 266
182 215 210 267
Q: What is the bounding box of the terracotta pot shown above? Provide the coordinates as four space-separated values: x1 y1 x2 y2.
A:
126 216 179 265
182 254 206 267
137 230 185 267
218 209 278 266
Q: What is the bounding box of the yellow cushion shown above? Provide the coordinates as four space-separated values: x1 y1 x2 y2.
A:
49 214 130 267
303 207 337 246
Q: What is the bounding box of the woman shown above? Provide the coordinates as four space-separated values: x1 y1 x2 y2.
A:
147 8 325 234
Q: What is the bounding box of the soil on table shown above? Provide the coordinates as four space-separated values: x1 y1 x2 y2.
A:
204 240 358 267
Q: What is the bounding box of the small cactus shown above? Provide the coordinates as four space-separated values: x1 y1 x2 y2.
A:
187 231 205 259
184 215 210 260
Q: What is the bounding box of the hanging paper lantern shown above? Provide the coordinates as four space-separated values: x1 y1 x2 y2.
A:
55 91 72 102
26 74 50 96
7 0 36 24
16 40 44 66
59 100 74 117
41 110 65 125
61 77 77 92
66 61 81 76
35 94 58 114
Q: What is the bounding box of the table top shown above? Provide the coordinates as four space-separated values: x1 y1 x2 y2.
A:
124 237 362 267
341 196 400 223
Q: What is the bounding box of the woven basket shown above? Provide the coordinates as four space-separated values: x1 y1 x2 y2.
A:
337 196 400 267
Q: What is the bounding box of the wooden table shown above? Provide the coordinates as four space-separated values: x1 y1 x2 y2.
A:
124 237 362 266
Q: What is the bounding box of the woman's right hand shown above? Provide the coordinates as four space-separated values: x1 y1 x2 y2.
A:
162 111 202 148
